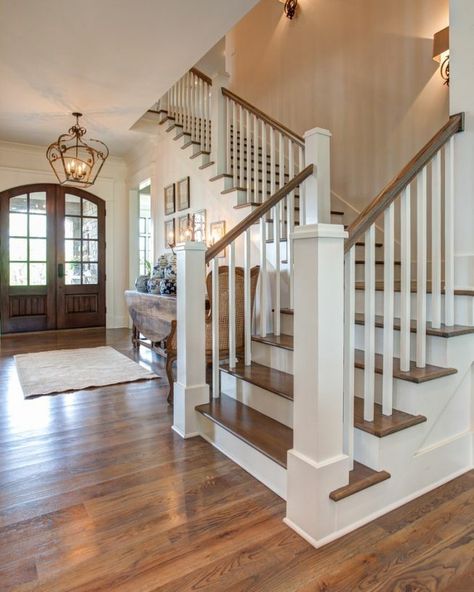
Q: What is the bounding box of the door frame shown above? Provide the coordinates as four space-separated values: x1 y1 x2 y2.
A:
0 183 106 334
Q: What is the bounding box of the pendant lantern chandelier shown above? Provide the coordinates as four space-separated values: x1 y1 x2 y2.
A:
46 112 109 187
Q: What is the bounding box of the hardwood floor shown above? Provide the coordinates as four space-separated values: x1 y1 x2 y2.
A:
0 328 472 591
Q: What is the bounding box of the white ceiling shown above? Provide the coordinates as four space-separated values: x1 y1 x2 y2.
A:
0 0 258 156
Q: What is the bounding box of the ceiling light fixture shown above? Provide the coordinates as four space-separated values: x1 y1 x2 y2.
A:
433 26 449 86
279 0 297 20
46 113 109 187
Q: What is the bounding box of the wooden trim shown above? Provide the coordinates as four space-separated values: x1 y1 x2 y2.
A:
345 113 464 252
205 165 313 264
222 88 305 147
190 67 212 85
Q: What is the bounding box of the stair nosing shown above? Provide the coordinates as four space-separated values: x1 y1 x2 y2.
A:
354 313 474 338
353 397 426 437
251 333 294 351
220 361 293 401
329 462 391 501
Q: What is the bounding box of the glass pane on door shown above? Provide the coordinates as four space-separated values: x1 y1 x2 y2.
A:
64 195 99 285
9 193 47 286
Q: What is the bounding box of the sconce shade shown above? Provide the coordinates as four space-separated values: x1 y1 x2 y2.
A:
433 26 449 62
279 0 297 19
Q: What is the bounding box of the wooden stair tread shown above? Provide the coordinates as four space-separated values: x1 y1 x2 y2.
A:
356 241 384 248
280 308 294 316
354 281 474 296
252 333 294 351
354 397 426 437
354 349 457 383
199 161 215 170
354 313 474 338
355 260 401 265
181 140 200 149
190 150 210 159
329 461 390 501
196 394 292 467
220 361 293 400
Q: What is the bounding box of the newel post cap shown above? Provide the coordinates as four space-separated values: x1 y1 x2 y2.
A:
304 127 332 139
175 241 208 253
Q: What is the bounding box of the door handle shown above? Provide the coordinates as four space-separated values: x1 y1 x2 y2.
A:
58 263 64 278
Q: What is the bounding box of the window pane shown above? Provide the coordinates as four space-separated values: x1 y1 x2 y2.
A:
30 238 47 262
83 199 98 217
29 215 47 237
10 195 28 213
9 238 28 261
10 262 27 285
29 263 47 285
65 240 82 262
82 240 98 262
83 263 98 284
65 216 82 239
65 194 81 215
29 192 46 214
82 218 98 239
9 213 28 236
139 218 146 234
65 263 82 285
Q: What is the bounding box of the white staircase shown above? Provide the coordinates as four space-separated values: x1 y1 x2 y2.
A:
154 69 474 548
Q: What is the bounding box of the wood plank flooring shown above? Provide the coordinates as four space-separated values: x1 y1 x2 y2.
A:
0 328 472 591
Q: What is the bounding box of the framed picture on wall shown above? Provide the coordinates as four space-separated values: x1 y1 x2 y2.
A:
164 184 175 215
210 220 226 258
177 176 190 211
193 209 206 243
178 214 191 243
164 218 175 247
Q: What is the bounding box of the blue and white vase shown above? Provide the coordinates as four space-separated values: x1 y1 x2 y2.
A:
147 276 161 294
160 278 176 295
135 275 150 293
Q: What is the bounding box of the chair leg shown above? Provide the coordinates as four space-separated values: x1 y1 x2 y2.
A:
166 355 176 405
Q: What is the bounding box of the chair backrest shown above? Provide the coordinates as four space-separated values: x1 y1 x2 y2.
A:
206 265 260 350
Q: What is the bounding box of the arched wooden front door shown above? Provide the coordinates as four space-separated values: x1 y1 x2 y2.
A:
0 184 106 333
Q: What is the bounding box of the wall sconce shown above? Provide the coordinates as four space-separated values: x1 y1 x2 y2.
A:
279 0 297 20
433 26 449 86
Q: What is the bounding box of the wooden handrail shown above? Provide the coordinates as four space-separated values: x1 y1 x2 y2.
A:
205 165 313 264
345 113 464 252
222 88 305 147
190 67 212 86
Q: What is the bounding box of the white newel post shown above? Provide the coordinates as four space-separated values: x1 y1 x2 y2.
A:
172 242 209 439
284 224 350 548
304 128 331 224
210 72 230 175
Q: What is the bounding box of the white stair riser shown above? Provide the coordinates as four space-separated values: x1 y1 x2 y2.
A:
197 413 287 499
280 314 294 336
355 291 474 326
251 340 294 374
354 325 449 366
220 372 293 427
355 265 398 283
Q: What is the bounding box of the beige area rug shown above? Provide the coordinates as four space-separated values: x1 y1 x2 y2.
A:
15 346 159 398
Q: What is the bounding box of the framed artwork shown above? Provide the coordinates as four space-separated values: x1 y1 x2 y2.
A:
164 184 175 215
164 218 175 247
193 209 206 243
210 220 226 258
177 176 190 211
178 214 191 243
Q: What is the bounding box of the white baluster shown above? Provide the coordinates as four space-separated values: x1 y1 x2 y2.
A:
253 115 260 203
400 185 411 372
344 248 355 469
416 167 427 368
364 225 376 422
382 203 394 416
445 137 455 326
259 217 267 337
239 105 245 188
298 145 305 225
270 128 276 195
431 151 442 328
246 110 252 202
228 242 236 369
207 82 212 153
244 229 252 365
274 201 281 336
225 97 231 174
287 139 295 309
232 101 238 184
261 122 267 202
198 77 203 147
203 81 208 152
212 257 220 396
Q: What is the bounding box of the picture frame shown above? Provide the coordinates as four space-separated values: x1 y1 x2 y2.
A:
210 220 226 258
178 214 191 243
176 176 190 211
193 209 206 243
164 218 175 247
164 183 175 216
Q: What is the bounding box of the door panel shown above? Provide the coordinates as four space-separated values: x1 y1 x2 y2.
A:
56 189 106 329
0 184 106 334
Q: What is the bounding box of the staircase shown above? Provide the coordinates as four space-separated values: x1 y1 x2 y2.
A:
154 69 474 548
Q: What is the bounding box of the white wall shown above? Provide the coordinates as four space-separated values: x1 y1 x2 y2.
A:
0 141 130 328
450 0 474 290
